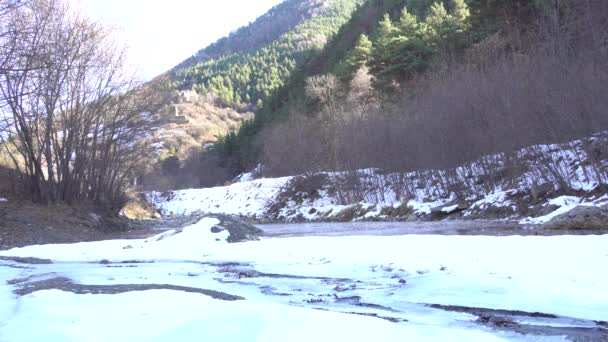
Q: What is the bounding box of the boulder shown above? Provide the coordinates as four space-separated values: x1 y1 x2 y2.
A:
382 202 413 218
530 183 555 200
331 204 367 222
205 214 264 243
543 205 608 230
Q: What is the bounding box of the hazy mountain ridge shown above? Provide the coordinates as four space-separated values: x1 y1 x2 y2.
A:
168 0 364 108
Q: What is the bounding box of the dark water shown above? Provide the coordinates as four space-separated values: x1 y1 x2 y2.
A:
257 220 607 238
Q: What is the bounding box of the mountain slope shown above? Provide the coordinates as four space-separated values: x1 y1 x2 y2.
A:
168 0 364 108
174 0 331 71
139 0 365 189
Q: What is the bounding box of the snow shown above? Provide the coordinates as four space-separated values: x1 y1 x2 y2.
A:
407 199 446 215
146 177 291 217
469 189 513 211
0 218 229 262
519 195 607 225
441 204 459 213
1 216 607 340
144 134 608 223
0 197 7 202
2 220 607 324
1 290 525 342
546 196 581 207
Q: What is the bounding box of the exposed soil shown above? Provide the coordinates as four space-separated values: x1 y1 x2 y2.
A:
0 199 150 251
4 203 607 252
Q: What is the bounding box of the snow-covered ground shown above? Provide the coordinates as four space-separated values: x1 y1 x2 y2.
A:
145 134 608 224
146 176 608 224
1 218 607 341
146 177 291 217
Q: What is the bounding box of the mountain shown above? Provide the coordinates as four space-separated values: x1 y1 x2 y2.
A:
140 0 365 189
210 0 608 180
174 0 336 71
166 0 365 108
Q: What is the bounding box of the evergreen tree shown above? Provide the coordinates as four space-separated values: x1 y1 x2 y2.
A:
399 7 419 37
344 33 373 75
450 0 471 31
369 9 433 90
422 2 449 47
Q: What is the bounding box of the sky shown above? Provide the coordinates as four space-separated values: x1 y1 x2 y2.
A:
70 0 285 81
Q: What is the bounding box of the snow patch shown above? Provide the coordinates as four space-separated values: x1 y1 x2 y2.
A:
519 195 605 225
146 177 291 217
441 204 459 213
407 199 446 215
0 289 524 342
470 189 513 210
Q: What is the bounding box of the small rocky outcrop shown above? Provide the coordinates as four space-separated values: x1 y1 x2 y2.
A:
543 206 608 230
205 214 264 243
120 193 162 220
331 204 369 222
381 202 413 218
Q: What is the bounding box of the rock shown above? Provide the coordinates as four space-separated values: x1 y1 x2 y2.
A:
380 206 394 216
456 202 470 211
430 203 467 219
540 204 561 217
478 315 517 327
391 202 413 217
543 206 608 230
398 279 407 284
120 193 162 220
205 214 263 243
530 183 555 200
210 226 224 233
331 204 367 222
405 214 417 222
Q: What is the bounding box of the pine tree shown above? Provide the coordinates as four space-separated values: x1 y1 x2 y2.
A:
422 2 449 47
377 14 398 40
449 0 471 33
399 7 419 37
346 34 373 72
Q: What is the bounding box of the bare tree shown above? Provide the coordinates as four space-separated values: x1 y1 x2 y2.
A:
0 0 157 204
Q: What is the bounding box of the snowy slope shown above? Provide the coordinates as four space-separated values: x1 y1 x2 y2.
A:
144 134 608 224
146 177 291 217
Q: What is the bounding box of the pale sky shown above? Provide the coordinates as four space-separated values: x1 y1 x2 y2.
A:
71 0 285 80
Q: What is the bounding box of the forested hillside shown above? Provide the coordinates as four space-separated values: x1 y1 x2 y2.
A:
168 0 364 108
208 0 608 186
